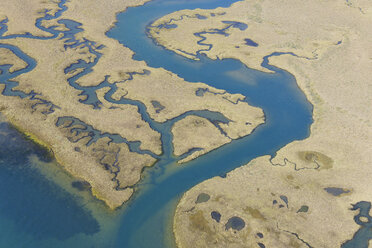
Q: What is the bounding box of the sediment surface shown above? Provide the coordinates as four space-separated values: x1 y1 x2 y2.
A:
170 0 372 247
0 0 263 208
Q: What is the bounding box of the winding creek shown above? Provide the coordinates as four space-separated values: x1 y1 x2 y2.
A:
1 0 367 247
108 1 313 247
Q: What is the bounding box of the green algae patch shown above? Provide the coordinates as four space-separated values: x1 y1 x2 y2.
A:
189 210 213 235
297 151 333 169
297 205 309 213
195 193 210 204
289 239 302 248
244 207 266 220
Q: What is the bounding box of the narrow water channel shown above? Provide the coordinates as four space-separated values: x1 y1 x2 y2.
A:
0 0 317 247
107 0 312 247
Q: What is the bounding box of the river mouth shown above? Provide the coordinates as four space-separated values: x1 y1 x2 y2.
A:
0 0 313 247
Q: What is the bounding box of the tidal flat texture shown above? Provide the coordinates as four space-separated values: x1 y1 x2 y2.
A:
168 0 372 247
0 0 263 209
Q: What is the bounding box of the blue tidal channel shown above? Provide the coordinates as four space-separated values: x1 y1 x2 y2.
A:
107 0 313 247
0 0 317 247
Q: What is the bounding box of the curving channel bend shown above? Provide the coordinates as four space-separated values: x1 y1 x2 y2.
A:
0 0 319 247
108 0 313 248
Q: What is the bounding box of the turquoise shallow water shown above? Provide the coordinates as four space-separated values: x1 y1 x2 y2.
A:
0 0 368 247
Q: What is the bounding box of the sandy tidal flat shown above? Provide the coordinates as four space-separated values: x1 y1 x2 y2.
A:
0 0 263 208
165 0 372 247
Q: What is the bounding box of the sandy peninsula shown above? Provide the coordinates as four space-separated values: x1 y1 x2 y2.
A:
172 115 231 163
0 0 60 37
0 48 27 73
165 0 372 247
0 0 263 208
111 67 264 162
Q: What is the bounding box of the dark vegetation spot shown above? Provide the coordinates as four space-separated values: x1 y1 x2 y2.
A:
189 211 213 234
279 204 284 208
211 211 221 223
337 40 342 45
273 200 277 205
244 207 266 220
211 13 215 17
74 147 81 152
193 118 206 127
287 174 294 180
185 206 195 213
195 193 210 204
257 232 264 238
297 151 333 169
324 187 350 196
136 125 141 128
297 205 309 213
151 100 165 113
225 216 245 231
71 180 91 191
235 46 240 48
280 195 288 207
258 242 266 248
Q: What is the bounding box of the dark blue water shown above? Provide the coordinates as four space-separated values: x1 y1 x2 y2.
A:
342 202 372 248
244 38 259 47
0 0 367 247
0 117 115 248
